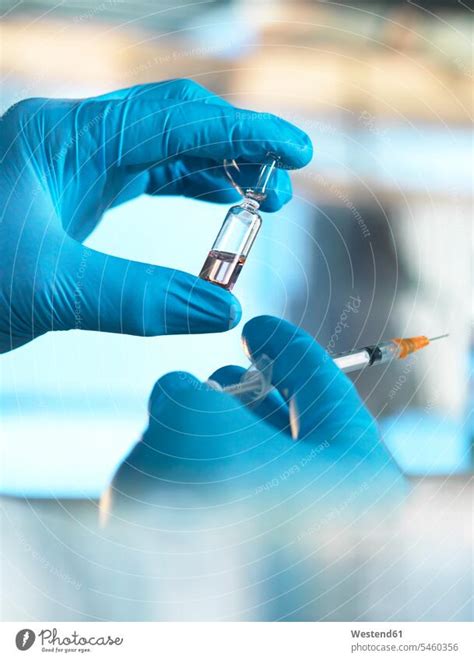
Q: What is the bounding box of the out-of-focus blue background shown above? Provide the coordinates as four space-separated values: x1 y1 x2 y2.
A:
1 0 472 497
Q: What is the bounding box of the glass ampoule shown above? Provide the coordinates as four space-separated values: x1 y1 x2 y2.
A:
199 155 279 291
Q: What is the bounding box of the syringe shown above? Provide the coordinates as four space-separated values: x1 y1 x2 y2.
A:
210 334 448 399
332 334 449 374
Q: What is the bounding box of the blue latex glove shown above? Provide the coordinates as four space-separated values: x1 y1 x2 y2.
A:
111 316 405 513
0 80 312 352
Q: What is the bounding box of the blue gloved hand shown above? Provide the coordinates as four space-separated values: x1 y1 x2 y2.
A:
111 316 404 513
0 80 312 352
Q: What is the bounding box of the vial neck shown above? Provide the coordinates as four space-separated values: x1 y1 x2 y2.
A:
241 196 261 212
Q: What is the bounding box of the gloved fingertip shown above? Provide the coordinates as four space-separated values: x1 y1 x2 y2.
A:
301 132 314 159
294 130 314 167
148 370 202 414
260 190 292 212
279 122 313 169
242 315 285 353
242 315 333 369
167 271 242 334
203 287 241 331
209 365 246 387
228 300 242 329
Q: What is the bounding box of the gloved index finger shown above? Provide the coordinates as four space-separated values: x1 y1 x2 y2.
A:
88 79 232 107
165 103 313 169
241 316 374 441
94 99 313 171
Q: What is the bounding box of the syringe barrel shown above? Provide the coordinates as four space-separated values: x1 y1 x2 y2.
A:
334 349 371 373
333 341 401 373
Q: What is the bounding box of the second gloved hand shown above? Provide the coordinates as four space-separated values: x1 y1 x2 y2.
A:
110 316 405 514
0 79 312 352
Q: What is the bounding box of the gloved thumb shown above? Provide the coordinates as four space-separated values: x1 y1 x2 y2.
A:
54 242 241 336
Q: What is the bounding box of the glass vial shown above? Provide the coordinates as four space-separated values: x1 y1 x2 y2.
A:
199 155 278 291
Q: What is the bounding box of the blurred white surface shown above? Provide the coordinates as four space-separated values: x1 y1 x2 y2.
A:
1 411 141 498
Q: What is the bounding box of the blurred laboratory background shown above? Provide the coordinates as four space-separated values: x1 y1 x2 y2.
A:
1 0 472 621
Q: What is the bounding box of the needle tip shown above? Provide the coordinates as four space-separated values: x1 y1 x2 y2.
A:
428 333 449 342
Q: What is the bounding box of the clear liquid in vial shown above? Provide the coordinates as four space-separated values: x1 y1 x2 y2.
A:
199 250 246 290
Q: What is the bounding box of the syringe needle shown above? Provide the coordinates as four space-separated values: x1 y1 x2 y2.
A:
428 334 449 342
